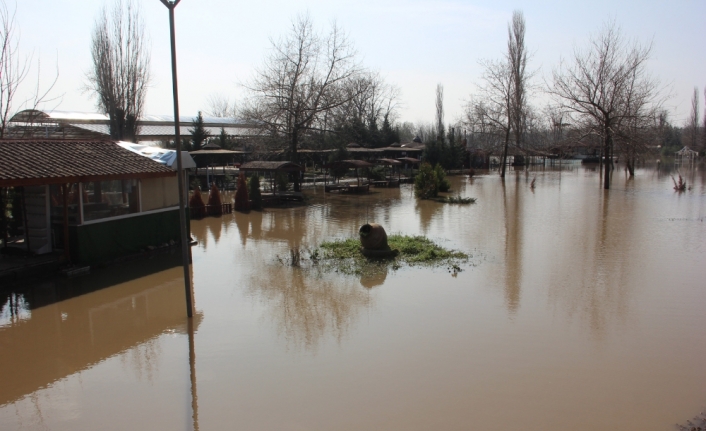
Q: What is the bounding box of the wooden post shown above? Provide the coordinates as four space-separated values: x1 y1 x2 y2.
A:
20 187 31 253
62 184 70 263
1 188 6 250
160 0 193 318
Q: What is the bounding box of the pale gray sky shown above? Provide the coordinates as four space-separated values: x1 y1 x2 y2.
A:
13 0 706 126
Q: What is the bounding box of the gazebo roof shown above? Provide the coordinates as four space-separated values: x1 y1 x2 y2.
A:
324 160 374 169
675 146 698 156
397 157 421 164
190 149 247 155
239 161 304 172
375 158 402 166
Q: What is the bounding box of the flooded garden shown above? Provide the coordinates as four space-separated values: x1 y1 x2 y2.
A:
2 162 706 430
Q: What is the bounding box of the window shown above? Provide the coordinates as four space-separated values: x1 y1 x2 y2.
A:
82 180 140 222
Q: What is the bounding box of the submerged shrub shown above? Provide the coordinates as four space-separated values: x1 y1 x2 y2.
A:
414 163 451 198
207 183 223 215
248 175 263 210
234 173 250 211
435 164 451 192
189 186 205 209
414 163 439 198
672 175 686 192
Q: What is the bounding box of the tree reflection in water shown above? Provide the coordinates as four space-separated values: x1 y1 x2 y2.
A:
247 266 373 352
415 199 442 234
502 176 523 315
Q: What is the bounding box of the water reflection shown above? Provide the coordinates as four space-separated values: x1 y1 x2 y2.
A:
3 164 705 430
0 254 202 407
415 199 442 233
502 179 523 315
0 293 32 327
543 180 640 339
248 265 372 351
359 267 388 289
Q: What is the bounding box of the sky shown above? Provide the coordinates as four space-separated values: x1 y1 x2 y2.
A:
11 0 706 127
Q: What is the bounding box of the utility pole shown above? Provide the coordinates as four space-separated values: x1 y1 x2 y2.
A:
159 0 193 318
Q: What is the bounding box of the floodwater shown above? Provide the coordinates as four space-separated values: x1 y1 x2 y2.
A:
2 163 706 430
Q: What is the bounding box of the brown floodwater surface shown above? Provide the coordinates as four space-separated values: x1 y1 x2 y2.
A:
2 163 706 430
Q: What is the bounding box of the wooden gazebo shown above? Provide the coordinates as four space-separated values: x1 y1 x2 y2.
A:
373 158 402 187
323 160 373 193
238 161 304 195
675 146 698 167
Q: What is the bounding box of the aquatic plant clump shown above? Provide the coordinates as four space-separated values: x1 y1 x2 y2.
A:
310 234 469 276
431 196 476 204
672 175 687 192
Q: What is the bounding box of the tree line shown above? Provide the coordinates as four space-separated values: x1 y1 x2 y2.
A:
2 0 704 190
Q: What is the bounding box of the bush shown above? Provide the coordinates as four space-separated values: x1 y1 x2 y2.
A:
414 163 439 198
434 164 451 192
207 183 223 215
414 163 451 198
189 186 205 209
234 173 250 211
248 175 263 209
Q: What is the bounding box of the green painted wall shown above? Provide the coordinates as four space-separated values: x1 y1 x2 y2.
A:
69 209 182 266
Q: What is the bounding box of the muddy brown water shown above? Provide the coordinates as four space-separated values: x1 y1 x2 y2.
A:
2 163 706 430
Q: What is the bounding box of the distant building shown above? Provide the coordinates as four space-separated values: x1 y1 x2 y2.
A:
7 110 256 143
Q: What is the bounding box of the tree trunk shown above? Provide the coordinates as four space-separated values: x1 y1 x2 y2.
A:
603 129 612 190
626 154 635 177
291 132 301 192
500 128 510 179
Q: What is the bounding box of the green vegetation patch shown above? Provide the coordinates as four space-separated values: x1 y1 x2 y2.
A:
308 234 469 276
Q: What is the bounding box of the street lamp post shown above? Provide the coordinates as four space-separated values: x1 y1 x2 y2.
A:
159 0 193 318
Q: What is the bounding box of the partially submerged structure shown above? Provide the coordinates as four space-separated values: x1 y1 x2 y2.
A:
239 161 305 203
0 140 183 266
323 160 374 193
675 146 699 167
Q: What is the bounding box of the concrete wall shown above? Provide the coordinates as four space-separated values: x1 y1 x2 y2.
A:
141 176 179 212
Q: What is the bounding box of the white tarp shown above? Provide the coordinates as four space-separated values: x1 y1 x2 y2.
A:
117 142 197 170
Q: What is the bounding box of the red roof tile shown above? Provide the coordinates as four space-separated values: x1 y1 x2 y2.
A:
0 140 175 187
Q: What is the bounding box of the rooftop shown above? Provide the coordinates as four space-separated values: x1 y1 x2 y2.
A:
0 140 175 187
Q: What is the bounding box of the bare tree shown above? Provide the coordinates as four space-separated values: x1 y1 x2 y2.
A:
703 88 706 151
242 14 361 190
329 71 400 146
335 72 399 127
686 86 699 148
463 98 495 153
467 10 530 178
550 22 660 188
0 0 59 138
87 0 150 142
474 58 513 176
701 87 706 150
508 10 529 153
435 83 444 142
205 93 237 118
